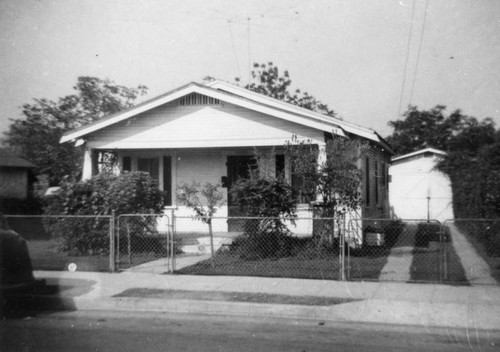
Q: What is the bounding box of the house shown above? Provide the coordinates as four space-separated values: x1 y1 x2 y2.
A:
60 80 393 236
389 148 454 222
0 149 35 200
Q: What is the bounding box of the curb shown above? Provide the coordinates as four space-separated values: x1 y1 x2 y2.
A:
55 295 500 331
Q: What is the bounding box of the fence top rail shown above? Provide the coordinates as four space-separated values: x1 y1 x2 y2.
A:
348 218 441 224
117 213 169 218
3 214 112 219
174 215 343 221
443 218 500 222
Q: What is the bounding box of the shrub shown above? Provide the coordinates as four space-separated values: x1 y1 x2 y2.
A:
44 172 165 255
230 169 297 259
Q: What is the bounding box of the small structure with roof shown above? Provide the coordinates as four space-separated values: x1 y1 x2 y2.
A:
0 150 35 199
389 148 454 222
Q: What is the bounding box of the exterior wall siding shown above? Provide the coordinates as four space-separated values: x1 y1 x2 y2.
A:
87 102 325 150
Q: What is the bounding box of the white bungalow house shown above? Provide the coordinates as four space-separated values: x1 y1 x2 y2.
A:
60 80 393 237
389 148 454 222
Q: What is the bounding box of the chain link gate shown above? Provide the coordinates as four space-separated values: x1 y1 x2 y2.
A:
346 219 444 283
116 214 173 273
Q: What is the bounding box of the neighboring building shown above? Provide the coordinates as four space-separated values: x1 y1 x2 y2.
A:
389 148 454 222
0 150 35 199
60 80 393 235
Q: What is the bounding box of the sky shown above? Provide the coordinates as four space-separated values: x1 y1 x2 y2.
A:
1 0 500 139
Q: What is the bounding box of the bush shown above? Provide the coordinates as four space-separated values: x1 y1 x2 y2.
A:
44 172 165 255
230 171 297 259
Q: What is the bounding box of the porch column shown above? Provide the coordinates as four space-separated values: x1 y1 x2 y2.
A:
316 143 327 202
82 147 94 180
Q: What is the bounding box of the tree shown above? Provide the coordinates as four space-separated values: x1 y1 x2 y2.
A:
285 134 368 246
2 77 147 186
437 118 500 218
177 182 224 266
234 62 337 117
386 105 464 155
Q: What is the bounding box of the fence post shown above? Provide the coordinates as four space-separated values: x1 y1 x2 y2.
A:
109 211 116 272
171 212 176 272
339 215 346 281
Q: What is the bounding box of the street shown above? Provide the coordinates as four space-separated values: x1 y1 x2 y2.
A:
1 310 498 351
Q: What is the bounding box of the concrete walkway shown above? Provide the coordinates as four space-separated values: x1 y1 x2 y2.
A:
379 226 415 281
31 270 500 332
124 254 211 274
447 223 497 285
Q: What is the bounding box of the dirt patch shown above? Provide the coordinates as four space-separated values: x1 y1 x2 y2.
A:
113 288 358 306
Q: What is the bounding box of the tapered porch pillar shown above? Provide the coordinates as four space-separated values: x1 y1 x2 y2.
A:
82 147 97 180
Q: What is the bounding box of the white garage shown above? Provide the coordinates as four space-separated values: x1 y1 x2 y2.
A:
389 148 454 222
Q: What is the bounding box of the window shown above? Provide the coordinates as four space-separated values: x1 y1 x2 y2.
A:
137 157 159 181
275 154 285 178
291 162 315 204
122 156 131 172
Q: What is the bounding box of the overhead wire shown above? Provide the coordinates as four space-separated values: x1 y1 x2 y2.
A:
408 0 430 105
397 0 417 119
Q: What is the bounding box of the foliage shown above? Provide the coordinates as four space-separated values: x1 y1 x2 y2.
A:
44 171 164 254
438 120 500 218
229 156 297 259
285 134 367 250
234 62 337 117
177 182 224 264
386 105 464 155
177 182 224 223
2 76 147 186
286 134 367 218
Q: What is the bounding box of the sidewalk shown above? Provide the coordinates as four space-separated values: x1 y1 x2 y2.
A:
26 270 500 331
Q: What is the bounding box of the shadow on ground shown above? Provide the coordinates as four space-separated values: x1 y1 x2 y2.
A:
0 278 96 319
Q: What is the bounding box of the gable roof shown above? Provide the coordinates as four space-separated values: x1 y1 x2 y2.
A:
0 150 35 168
60 80 393 153
392 148 447 162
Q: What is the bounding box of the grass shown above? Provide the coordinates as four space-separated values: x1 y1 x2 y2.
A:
113 288 358 306
27 239 169 272
177 241 398 281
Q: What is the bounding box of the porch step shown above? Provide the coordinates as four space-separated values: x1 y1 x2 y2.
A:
181 236 233 254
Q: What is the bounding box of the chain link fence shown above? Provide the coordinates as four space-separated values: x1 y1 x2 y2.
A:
4 213 498 285
5 215 113 272
173 216 344 280
115 214 173 272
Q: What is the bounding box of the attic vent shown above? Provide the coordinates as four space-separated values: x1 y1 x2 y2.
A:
179 93 220 106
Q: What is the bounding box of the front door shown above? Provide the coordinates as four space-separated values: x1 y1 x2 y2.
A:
227 155 255 231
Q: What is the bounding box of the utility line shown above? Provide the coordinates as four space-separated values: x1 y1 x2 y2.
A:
397 0 417 119
408 0 429 105
226 20 242 80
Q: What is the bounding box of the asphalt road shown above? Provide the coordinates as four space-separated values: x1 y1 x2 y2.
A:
1 310 499 352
